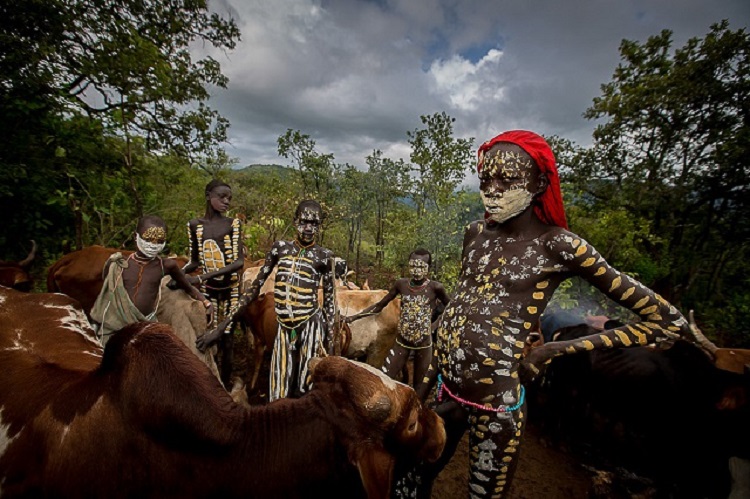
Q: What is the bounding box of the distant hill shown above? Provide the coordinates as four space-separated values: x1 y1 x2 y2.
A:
235 163 295 179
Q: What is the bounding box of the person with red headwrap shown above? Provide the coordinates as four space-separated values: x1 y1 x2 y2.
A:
393 130 692 499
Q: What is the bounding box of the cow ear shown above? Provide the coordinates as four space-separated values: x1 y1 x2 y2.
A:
353 447 394 499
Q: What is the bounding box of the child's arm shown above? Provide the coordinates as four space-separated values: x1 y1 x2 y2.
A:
322 252 336 353
523 233 691 377
182 221 202 275
196 243 281 352
345 283 399 323
164 259 212 316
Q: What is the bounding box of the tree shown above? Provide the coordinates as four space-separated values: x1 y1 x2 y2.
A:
577 20 750 343
0 0 239 263
365 150 411 266
277 129 340 243
1 0 239 153
407 112 474 215
277 129 338 198
337 165 373 275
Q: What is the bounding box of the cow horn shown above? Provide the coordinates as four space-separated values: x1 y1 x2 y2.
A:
688 310 718 357
18 240 36 269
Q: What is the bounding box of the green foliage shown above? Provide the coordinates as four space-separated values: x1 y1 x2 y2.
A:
0 0 238 286
565 20 750 344
407 112 474 214
1 0 239 158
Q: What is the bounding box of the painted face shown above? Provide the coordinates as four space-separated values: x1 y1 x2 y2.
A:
408 257 429 281
478 145 538 223
207 186 232 213
295 207 321 244
136 225 166 258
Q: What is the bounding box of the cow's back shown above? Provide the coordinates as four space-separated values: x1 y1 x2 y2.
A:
0 288 105 494
46 246 122 314
337 289 400 367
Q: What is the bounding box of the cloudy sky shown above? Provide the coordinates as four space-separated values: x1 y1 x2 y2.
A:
204 0 749 175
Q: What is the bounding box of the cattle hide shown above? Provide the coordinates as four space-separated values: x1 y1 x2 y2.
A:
338 290 400 368
45 247 216 375
156 276 220 380
527 324 750 497
0 287 445 498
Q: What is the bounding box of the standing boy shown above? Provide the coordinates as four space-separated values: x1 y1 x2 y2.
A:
197 200 336 401
91 215 212 345
346 249 450 395
400 130 692 499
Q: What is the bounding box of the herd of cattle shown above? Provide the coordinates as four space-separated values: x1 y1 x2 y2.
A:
1 243 750 497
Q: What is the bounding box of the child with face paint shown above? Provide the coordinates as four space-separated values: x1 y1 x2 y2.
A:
346 249 450 395
197 200 336 401
182 179 245 388
396 130 693 499
91 215 212 346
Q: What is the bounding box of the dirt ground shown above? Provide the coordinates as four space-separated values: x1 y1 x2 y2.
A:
432 427 590 499
231 333 594 498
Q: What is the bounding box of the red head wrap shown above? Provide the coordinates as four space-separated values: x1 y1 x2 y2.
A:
477 130 568 230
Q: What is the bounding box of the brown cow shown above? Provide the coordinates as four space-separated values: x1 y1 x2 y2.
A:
0 240 36 291
0 287 445 498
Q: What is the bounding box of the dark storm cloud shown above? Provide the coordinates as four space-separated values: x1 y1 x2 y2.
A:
204 0 750 169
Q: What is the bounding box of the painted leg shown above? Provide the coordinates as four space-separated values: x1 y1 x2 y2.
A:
269 325 292 401
219 330 234 389
467 401 526 499
412 348 433 395
382 343 409 381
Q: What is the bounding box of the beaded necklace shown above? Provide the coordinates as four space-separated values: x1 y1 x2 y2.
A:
436 374 525 413
408 278 430 293
129 253 155 300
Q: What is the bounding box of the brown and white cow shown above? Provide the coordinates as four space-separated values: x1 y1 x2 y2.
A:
0 240 36 292
338 289 400 367
0 287 445 499
45 246 218 376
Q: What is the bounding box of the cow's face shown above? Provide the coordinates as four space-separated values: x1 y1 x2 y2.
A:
309 356 445 498
309 357 445 462
334 258 348 280
0 267 33 291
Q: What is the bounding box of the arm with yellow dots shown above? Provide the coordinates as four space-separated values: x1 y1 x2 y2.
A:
522 233 691 378
196 242 280 352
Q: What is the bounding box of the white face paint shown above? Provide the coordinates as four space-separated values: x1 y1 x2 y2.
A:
409 259 429 280
295 207 321 244
136 233 165 259
478 146 538 223
480 188 533 223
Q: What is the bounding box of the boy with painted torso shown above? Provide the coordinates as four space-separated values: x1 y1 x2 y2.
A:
346 249 450 394
91 216 212 345
198 200 336 401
